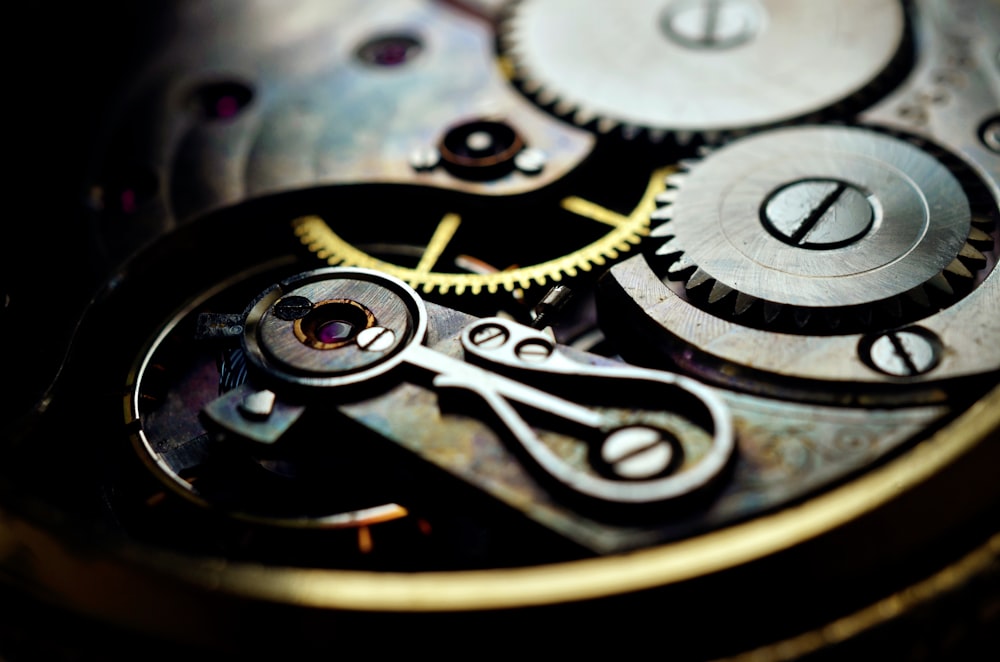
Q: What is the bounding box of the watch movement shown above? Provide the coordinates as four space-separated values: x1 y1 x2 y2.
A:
2 0 998 658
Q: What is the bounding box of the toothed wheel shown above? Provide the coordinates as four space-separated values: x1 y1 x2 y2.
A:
647 125 996 332
499 0 909 141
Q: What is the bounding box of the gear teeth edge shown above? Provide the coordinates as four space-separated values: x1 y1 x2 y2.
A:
734 292 757 315
904 285 932 308
665 252 696 278
707 281 734 304
686 268 713 289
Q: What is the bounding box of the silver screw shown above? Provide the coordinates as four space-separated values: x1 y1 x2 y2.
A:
762 179 875 250
515 339 553 363
357 326 396 352
865 328 940 376
410 146 441 172
661 0 762 50
468 324 509 349
601 427 674 480
239 389 277 420
514 148 547 175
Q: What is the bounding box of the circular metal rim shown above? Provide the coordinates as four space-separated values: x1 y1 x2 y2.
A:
13 383 991 615
242 267 429 389
502 0 905 132
665 125 971 307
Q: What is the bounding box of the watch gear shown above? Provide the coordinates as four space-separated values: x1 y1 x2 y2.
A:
647 125 996 332
4 0 1000 658
499 0 910 141
292 166 670 296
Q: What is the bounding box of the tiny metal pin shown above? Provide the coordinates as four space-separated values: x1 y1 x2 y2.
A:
531 285 572 329
239 389 277 420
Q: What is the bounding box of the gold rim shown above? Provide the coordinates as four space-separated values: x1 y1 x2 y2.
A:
133 383 999 611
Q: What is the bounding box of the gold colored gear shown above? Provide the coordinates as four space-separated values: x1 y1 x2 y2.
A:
293 168 670 296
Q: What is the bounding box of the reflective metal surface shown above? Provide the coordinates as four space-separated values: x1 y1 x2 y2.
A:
2 0 999 659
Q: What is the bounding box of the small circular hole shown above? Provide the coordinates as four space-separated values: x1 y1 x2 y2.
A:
355 34 423 67
294 300 374 350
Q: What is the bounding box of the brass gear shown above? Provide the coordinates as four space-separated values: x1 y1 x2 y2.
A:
293 168 670 296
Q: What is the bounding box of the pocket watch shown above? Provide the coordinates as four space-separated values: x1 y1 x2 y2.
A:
2 0 998 658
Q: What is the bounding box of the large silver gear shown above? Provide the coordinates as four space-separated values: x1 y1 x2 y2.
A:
647 125 995 329
500 0 908 140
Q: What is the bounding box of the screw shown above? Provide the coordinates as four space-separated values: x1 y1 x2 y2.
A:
762 179 875 250
514 148 547 175
531 285 572 328
864 327 940 376
468 323 509 349
272 295 313 321
357 326 396 352
661 0 762 50
601 427 675 480
239 389 276 420
410 146 441 172
515 339 553 363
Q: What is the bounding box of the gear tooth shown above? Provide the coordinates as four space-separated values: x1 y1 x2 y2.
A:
968 226 993 246
665 253 696 278
621 124 643 140
701 129 722 145
593 255 607 266
649 222 673 238
944 258 974 279
856 306 873 327
536 88 558 106
648 129 667 143
564 267 576 278
824 310 843 331
596 118 619 134
793 309 812 328
654 237 679 255
696 146 713 158
650 206 673 224
580 261 594 272
734 292 757 315
488 282 500 294
763 302 782 323
904 285 932 308
655 189 679 205
972 213 996 229
679 158 702 171
521 77 542 94
454 283 466 296
686 267 713 289
552 99 575 116
926 272 955 295
573 107 597 126
958 242 987 265
664 173 687 189
674 130 694 146
707 281 734 304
